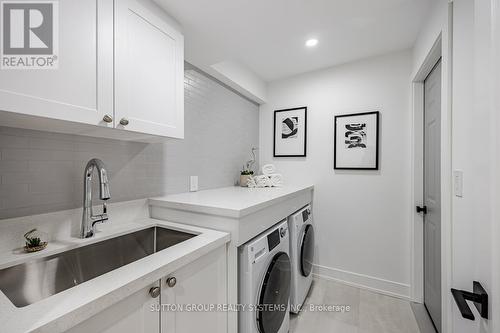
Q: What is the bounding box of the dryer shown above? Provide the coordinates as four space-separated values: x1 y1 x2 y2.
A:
239 220 291 333
288 204 315 313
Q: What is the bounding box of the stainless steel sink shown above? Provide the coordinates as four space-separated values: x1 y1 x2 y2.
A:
0 226 195 307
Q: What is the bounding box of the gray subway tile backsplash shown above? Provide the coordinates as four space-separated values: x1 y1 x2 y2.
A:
0 69 259 219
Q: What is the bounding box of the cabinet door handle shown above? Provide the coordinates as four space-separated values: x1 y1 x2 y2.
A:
166 277 177 288
149 286 160 298
119 118 129 126
102 114 113 123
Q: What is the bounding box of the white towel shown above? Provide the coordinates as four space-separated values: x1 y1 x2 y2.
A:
268 173 284 187
254 175 272 187
261 164 276 175
246 176 257 188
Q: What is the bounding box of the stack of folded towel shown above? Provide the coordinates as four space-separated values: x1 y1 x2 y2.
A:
246 176 257 188
247 164 284 188
261 164 276 175
254 175 272 187
268 173 283 187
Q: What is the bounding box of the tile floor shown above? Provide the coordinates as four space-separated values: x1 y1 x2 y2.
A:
290 278 422 333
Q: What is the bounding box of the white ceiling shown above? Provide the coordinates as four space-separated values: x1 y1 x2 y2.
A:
155 0 434 82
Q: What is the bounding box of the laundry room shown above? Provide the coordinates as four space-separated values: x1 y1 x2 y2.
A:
0 1 499 333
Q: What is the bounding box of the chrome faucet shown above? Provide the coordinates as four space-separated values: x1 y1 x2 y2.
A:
81 158 110 238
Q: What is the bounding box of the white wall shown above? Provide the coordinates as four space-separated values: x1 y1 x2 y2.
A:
259 51 413 298
0 68 259 219
411 0 450 78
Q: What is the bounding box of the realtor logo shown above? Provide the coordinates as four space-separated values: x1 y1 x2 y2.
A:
1 1 58 69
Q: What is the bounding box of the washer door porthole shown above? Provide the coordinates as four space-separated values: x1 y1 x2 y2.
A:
300 224 315 277
257 252 291 333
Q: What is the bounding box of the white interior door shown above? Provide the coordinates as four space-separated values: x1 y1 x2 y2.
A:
494 2 500 331
450 1 497 332
423 60 442 332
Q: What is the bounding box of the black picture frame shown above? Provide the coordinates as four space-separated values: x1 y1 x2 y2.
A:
273 107 307 157
334 111 379 170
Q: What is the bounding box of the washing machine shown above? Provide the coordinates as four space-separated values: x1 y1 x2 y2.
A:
288 204 315 313
239 220 291 333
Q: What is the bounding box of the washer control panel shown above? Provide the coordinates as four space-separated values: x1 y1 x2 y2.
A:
249 220 288 264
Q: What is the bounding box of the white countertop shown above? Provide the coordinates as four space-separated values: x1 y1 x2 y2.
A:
0 218 230 333
149 184 314 218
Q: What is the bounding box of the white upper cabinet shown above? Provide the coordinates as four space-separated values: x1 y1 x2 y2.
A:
114 0 184 138
0 0 114 127
0 0 184 140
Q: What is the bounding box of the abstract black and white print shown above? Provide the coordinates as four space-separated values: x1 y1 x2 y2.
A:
334 111 379 169
274 107 307 157
282 117 299 139
344 123 367 148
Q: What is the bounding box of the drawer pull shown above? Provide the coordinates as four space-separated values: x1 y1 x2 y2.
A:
119 118 129 126
149 286 160 298
166 277 177 288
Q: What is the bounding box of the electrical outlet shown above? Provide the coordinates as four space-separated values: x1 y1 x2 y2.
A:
453 170 463 197
190 176 198 192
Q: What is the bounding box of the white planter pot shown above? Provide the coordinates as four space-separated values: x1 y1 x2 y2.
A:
240 175 252 187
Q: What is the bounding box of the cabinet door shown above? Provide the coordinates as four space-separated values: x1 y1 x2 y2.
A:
67 282 160 333
114 0 184 138
0 0 113 127
161 246 227 333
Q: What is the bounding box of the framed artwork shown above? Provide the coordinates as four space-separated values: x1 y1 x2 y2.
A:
273 107 307 157
334 111 379 170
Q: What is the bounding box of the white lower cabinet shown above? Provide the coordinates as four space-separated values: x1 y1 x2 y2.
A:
66 246 227 333
67 281 160 333
161 246 227 333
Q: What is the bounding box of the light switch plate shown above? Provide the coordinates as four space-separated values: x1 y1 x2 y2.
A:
453 170 463 197
190 176 198 192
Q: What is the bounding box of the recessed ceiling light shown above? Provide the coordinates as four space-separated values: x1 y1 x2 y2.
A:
305 39 318 47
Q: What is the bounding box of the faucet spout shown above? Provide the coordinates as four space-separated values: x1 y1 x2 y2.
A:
81 159 111 238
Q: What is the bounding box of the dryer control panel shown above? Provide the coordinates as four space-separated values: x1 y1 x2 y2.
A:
301 206 311 223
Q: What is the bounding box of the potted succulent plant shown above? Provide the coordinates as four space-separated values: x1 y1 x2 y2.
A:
240 147 258 187
24 228 48 253
240 169 254 187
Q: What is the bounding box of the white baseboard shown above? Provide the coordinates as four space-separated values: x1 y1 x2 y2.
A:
313 264 411 300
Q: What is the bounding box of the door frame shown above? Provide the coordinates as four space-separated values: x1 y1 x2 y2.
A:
410 4 453 333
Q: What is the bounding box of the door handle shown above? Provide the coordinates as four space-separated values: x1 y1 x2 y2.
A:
451 281 488 320
416 205 427 214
